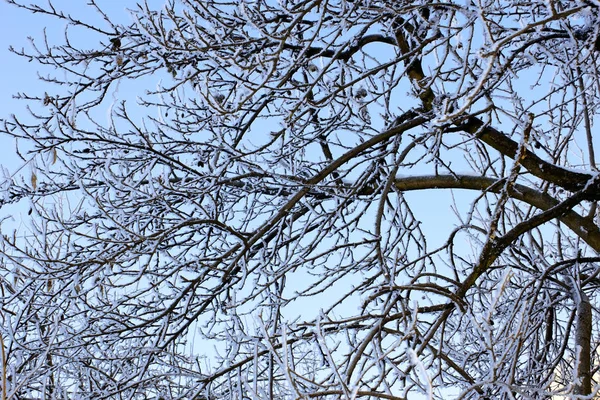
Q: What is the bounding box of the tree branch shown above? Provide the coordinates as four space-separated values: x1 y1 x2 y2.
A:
393 174 600 252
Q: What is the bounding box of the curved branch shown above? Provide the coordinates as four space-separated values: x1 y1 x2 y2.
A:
391 11 593 193
393 174 600 252
284 34 397 61
461 117 592 192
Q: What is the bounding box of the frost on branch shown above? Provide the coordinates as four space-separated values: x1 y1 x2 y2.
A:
1 0 600 399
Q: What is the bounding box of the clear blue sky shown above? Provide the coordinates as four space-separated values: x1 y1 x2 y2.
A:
0 2 40 169
0 2 105 169
0 1 163 170
0 2 140 229
0 0 470 251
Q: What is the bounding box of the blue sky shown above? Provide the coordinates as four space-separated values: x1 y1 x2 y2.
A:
0 2 472 325
0 1 463 243
0 1 104 170
0 1 165 171
0 2 139 232
0 1 482 293
0 2 39 169
0 4 539 397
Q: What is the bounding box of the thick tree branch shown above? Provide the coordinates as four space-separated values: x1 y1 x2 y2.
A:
573 291 592 396
392 13 593 194
460 117 592 192
393 174 600 252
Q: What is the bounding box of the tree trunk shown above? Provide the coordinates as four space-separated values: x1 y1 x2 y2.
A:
574 291 592 397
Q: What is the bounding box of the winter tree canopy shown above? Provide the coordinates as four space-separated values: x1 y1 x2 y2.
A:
2 0 600 398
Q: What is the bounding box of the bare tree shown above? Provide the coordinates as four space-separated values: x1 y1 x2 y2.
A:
2 0 600 398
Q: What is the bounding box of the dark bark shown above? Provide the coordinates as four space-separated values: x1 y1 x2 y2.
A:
574 291 592 396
